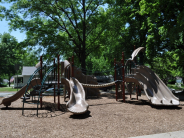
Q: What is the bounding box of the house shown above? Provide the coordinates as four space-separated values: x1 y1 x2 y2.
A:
13 66 39 88
176 77 183 84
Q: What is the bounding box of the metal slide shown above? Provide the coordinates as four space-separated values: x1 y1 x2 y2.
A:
0 79 41 107
126 65 179 106
65 77 89 114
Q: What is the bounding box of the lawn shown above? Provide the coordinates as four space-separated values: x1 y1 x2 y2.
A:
0 87 21 92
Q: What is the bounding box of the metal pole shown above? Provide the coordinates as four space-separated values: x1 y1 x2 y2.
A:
114 58 118 101
136 85 138 100
54 58 56 103
40 56 42 108
72 56 74 77
68 57 70 79
17 74 18 92
57 55 60 110
122 52 125 102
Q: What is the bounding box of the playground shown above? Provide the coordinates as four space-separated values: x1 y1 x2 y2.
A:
0 47 184 137
1 93 184 137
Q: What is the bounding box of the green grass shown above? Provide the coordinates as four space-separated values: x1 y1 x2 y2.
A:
167 84 184 90
0 87 21 92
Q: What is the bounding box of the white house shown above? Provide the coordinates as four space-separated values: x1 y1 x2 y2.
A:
13 66 39 88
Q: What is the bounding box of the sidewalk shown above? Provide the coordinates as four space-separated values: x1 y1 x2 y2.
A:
130 130 184 138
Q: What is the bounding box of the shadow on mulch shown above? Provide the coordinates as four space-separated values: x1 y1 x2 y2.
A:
118 99 182 110
89 102 122 107
1 100 68 118
150 105 182 110
121 99 150 106
69 111 92 119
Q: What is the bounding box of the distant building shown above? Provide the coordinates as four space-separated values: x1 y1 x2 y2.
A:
13 66 39 88
176 77 183 84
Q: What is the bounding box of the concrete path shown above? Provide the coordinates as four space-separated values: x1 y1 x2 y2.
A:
130 130 184 138
0 92 15 97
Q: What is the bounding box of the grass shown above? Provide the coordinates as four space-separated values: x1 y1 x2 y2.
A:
167 84 184 90
0 87 21 92
0 83 183 93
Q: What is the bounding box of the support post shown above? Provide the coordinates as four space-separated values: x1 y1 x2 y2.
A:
122 52 125 102
114 58 118 101
57 55 60 110
54 58 56 103
40 56 42 108
72 56 74 77
136 85 138 100
139 86 141 96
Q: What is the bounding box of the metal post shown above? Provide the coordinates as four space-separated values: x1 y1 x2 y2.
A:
54 58 56 103
136 85 138 100
122 52 125 102
72 56 74 77
40 56 42 108
57 55 60 110
114 58 118 101
68 57 70 79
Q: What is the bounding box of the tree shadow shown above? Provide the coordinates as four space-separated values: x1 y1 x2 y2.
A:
69 111 92 119
122 99 150 106
150 104 182 110
1 100 68 118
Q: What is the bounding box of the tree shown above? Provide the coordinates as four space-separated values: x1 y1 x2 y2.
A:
2 0 109 70
139 0 184 80
0 32 19 86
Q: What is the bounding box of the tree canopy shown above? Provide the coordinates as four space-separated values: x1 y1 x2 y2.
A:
1 0 184 81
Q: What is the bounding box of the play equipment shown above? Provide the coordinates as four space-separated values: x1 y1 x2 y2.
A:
66 77 89 114
0 46 180 117
73 66 100 98
0 65 44 107
125 47 179 105
0 79 41 107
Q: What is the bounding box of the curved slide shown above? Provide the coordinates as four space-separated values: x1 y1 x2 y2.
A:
0 79 41 107
64 77 89 114
125 66 179 106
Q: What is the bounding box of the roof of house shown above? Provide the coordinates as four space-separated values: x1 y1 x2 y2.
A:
22 66 38 76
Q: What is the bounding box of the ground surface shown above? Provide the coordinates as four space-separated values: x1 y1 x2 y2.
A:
1 92 184 138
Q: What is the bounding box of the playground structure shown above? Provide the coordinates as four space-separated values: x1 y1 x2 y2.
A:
0 47 180 116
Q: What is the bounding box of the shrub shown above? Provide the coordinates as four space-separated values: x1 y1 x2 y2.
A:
168 79 175 84
0 83 7 87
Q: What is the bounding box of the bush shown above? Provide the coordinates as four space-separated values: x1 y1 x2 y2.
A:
168 79 175 84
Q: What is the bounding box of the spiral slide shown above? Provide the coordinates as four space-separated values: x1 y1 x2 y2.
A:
0 79 41 107
64 77 89 114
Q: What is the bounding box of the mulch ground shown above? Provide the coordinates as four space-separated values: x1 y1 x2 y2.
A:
0 92 184 138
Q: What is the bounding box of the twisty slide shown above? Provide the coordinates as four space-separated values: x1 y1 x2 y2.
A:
0 79 41 107
126 66 179 106
65 77 89 114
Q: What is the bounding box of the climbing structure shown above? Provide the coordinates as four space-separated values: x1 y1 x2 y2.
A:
73 66 100 98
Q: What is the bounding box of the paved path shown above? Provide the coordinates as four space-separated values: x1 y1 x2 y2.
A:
0 92 15 97
130 130 184 138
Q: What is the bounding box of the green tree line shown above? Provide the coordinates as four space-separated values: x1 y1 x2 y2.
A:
1 0 184 83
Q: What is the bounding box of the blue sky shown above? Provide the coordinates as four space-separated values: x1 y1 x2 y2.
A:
0 2 26 42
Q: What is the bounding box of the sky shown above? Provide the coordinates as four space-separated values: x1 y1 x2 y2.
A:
0 2 26 42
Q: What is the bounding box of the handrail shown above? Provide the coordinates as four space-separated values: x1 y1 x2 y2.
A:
36 66 56 116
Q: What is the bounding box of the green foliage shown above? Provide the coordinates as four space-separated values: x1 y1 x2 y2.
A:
2 0 109 70
1 0 184 79
0 32 39 81
168 80 176 84
0 32 19 78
